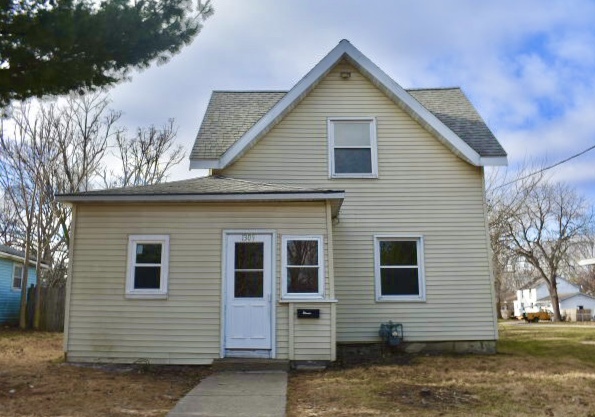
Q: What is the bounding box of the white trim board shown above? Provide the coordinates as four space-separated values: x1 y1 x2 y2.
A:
189 39 507 169
56 191 345 203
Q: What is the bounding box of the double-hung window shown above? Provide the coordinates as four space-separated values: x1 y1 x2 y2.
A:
328 118 377 178
126 235 169 298
282 236 324 299
374 235 425 301
12 264 23 290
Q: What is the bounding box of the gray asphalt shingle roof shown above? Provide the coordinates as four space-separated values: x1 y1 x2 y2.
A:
58 176 342 197
0 244 26 259
191 91 286 160
190 88 506 160
407 88 506 158
0 244 48 266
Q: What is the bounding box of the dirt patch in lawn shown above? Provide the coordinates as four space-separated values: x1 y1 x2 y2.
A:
0 328 210 417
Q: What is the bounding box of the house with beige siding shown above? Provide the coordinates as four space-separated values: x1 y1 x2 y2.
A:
57 40 507 365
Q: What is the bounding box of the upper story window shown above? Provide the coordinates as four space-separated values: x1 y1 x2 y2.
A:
126 235 169 299
328 118 378 178
12 264 23 290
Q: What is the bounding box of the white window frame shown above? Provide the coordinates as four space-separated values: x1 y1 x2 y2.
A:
126 235 169 299
281 235 324 300
328 117 378 178
12 263 24 291
374 234 426 302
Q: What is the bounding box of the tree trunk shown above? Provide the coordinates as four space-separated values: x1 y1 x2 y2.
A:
18 227 31 329
33 253 42 330
33 191 44 330
549 280 563 322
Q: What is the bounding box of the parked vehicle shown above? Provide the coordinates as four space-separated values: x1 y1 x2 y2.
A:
518 310 552 323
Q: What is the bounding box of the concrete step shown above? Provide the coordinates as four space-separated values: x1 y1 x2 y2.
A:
212 358 290 372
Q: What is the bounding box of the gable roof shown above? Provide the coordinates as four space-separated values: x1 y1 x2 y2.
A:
190 39 507 170
519 277 579 291
0 244 50 268
537 292 595 303
56 176 345 217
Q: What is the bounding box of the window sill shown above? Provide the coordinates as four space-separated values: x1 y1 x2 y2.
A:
125 292 168 300
376 296 426 303
331 174 378 179
279 298 338 303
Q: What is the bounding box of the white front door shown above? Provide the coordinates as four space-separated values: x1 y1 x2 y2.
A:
224 232 273 354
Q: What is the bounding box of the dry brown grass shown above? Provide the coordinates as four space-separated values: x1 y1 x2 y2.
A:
288 323 595 417
0 329 209 417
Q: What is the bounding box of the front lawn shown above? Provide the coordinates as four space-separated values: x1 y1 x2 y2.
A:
287 323 595 416
0 329 209 417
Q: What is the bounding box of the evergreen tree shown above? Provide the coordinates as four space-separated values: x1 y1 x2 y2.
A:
0 0 213 106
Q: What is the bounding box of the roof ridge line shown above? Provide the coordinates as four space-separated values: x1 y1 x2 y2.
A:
406 87 461 91
212 90 288 93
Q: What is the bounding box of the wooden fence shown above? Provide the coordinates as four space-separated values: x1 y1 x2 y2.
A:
562 308 593 322
26 285 66 332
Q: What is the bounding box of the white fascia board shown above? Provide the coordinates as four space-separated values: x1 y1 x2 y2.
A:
217 42 351 169
56 191 345 204
479 156 508 166
0 253 50 269
341 47 482 166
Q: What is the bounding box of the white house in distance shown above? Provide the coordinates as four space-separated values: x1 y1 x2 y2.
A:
513 277 595 318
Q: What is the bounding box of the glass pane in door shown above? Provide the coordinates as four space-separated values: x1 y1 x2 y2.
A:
234 271 264 297
234 242 264 298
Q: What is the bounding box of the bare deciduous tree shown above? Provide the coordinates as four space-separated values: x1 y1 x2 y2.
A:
0 122 40 328
103 119 184 188
502 182 594 321
1 92 185 328
485 165 544 317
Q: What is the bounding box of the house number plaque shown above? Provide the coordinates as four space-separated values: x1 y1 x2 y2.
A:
241 233 256 242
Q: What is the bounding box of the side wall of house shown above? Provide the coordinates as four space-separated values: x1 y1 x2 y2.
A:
0 258 37 324
221 61 498 343
66 202 331 364
560 295 595 315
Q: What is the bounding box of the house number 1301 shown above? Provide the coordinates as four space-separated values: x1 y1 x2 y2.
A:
242 233 255 242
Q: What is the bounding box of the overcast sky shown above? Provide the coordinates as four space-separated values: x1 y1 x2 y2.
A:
108 0 595 202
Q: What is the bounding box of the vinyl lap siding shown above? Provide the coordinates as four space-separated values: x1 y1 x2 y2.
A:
67 202 329 364
0 258 37 324
222 62 497 343
289 302 333 360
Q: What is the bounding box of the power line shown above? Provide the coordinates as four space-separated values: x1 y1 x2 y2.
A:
494 143 595 189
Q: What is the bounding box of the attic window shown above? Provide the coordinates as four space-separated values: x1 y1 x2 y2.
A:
328 118 378 178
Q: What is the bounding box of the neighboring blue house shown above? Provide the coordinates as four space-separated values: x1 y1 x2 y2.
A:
0 244 46 325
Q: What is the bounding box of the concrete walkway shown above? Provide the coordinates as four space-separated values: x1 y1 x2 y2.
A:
167 371 288 417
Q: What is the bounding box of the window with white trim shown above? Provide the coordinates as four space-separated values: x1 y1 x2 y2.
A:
374 236 425 301
282 236 324 299
328 118 377 178
12 264 23 290
126 235 169 298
